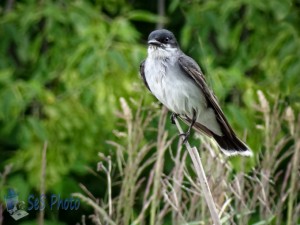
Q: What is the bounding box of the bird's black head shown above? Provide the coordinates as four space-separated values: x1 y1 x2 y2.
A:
147 29 178 48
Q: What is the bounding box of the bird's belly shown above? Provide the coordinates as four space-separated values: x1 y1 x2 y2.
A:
144 57 222 136
145 60 206 117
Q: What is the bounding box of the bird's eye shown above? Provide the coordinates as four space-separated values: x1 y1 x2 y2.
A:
164 37 169 42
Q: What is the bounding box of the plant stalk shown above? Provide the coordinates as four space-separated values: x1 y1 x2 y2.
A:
174 118 221 225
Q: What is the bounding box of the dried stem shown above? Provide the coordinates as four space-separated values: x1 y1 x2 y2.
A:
38 141 48 225
156 0 165 29
73 193 116 225
150 107 170 225
287 133 300 225
174 118 221 225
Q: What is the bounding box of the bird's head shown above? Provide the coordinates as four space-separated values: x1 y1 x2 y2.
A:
147 29 179 57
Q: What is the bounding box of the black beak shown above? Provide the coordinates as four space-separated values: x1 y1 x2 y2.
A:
148 39 162 47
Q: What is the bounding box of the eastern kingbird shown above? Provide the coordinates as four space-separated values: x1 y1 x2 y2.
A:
140 29 252 156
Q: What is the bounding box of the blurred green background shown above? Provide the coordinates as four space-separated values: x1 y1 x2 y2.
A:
0 0 299 224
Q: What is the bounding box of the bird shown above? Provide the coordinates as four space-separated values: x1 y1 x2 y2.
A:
139 29 252 156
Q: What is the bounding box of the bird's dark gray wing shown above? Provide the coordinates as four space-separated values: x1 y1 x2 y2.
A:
178 55 235 138
139 60 151 91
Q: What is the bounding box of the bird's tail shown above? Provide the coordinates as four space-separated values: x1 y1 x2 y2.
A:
182 117 252 156
212 133 252 156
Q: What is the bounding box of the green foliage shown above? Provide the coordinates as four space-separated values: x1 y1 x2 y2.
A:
0 0 152 191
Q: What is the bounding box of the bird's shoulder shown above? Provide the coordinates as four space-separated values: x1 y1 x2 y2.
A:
178 53 202 74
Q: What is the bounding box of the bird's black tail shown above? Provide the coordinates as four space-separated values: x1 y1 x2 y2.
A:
183 117 252 156
212 133 252 156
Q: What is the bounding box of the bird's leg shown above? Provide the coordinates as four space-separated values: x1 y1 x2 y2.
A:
171 113 179 124
179 109 197 144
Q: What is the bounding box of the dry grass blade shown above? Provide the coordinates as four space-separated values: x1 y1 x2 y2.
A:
38 141 48 225
73 193 116 225
287 120 300 225
150 106 171 225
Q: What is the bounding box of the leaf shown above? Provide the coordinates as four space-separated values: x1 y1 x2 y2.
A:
127 10 162 23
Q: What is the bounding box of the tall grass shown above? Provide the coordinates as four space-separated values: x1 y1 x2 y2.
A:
74 91 299 225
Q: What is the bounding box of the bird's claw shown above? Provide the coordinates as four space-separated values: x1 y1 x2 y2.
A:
179 131 190 144
171 113 178 124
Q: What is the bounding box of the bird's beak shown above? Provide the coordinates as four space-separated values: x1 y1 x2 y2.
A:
148 39 162 46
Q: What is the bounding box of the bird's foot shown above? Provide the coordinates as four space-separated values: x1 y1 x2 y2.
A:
179 131 191 144
171 113 179 124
